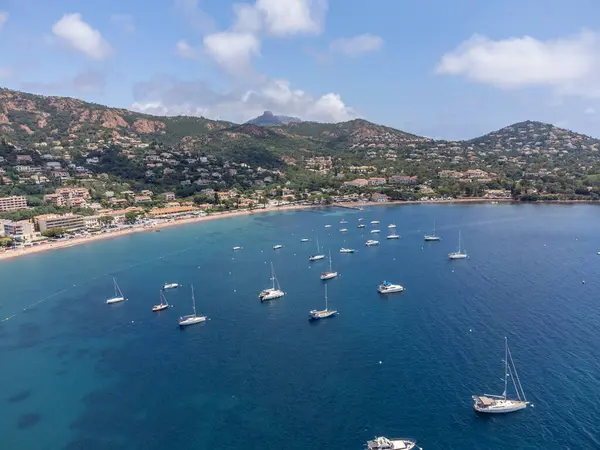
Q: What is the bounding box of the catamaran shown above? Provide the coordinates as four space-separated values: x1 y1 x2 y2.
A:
472 337 529 414
366 436 417 450
309 238 325 261
309 284 338 320
378 281 405 294
424 218 441 241
152 290 169 312
448 230 468 259
178 285 207 327
106 278 126 304
259 262 285 302
163 282 179 290
320 251 338 280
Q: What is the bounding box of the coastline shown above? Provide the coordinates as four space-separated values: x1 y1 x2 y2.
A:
1 197 597 263
0 203 316 263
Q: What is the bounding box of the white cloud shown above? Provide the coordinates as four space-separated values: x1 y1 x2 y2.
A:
256 0 327 36
232 3 263 33
110 14 135 34
203 32 260 74
52 13 112 60
436 31 600 98
175 40 201 60
174 0 215 33
131 75 356 123
0 11 8 32
329 33 383 56
585 107 596 115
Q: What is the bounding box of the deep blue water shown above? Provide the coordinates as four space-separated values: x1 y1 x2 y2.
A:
1 203 600 450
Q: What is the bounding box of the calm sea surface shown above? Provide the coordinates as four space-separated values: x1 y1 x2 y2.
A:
1 203 600 450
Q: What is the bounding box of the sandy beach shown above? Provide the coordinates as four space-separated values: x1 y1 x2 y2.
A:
0 203 317 263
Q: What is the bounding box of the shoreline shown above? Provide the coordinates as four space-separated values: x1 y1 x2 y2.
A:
1 197 597 262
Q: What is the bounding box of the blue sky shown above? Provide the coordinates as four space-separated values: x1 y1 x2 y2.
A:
1 0 600 139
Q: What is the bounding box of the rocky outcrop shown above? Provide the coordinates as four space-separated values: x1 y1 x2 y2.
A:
132 119 165 134
20 124 33 135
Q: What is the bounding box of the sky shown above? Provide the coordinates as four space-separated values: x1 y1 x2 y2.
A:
1 0 600 139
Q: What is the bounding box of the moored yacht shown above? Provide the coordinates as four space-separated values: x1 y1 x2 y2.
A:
340 247 355 253
358 223 366 228
309 284 337 320
163 282 179 290
448 230 468 259
370 220 380 225
424 218 441 241
365 240 379 246
273 244 283 249
388 224 397 229
259 262 285 302
301 238 310 242
309 238 325 261
387 233 400 239
320 251 338 280
340 219 348 224
152 290 169 312
339 228 348 233
472 337 529 414
377 281 405 294
366 436 417 450
178 285 206 327
232 246 242 250
371 229 381 234
106 278 126 304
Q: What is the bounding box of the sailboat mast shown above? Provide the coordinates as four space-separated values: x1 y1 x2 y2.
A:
325 284 328 310
191 285 196 315
508 344 527 401
317 238 320 254
329 250 332 271
270 262 276 290
504 337 508 400
458 230 462 253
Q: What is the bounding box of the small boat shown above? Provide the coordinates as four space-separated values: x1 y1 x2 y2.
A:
163 283 179 290
339 228 348 233
448 230 468 259
388 224 397 229
370 220 380 224
358 224 366 228
259 262 285 302
309 284 338 320
472 337 529 414
309 238 325 261
301 238 310 242
340 219 348 224
366 240 379 246
106 278 126 304
320 251 338 280
387 234 400 239
378 281 405 294
424 218 441 241
273 244 283 249
152 290 169 312
491 201 499 204
371 229 381 234
340 247 355 253
324 224 332 228
232 246 242 250
178 285 207 327
366 436 417 450
358 218 364 221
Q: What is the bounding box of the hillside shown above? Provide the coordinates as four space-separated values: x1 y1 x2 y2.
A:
246 111 302 126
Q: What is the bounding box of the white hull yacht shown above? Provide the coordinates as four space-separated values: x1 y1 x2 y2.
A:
309 238 325 261
320 251 338 280
448 230 468 259
106 278 126 304
365 240 379 246
424 218 441 241
152 290 169 312
366 436 417 450
378 281 405 294
259 262 285 302
309 284 338 320
178 285 207 327
472 337 529 414
163 283 179 290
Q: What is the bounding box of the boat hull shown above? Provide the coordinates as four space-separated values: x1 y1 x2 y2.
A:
472 396 528 413
309 310 338 320
448 253 468 259
106 297 125 304
152 304 169 312
387 235 400 239
424 236 440 241
378 285 404 294
320 272 338 280
179 316 206 327
309 255 325 261
473 402 528 414
259 290 285 302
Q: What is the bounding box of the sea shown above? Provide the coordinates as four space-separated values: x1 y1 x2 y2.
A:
1 203 599 450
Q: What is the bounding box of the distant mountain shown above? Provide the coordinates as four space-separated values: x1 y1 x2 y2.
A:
246 111 302 126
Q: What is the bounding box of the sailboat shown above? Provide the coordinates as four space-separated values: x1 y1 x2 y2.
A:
320 250 338 280
309 238 325 261
178 285 207 327
448 230 468 259
472 337 529 414
106 278 126 304
152 290 169 312
259 262 285 302
309 284 338 320
424 218 441 241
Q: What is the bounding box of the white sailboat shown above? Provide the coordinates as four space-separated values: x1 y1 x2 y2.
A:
309 284 338 320
472 337 529 414
259 262 285 302
366 436 417 450
424 218 441 241
320 250 338 280
448 230 468 259
152 290 169 312
309 238 325 261
387 224 397 229
106 278 126 304
178 285 207 327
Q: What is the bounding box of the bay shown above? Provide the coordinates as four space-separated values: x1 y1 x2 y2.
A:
1 203 599 450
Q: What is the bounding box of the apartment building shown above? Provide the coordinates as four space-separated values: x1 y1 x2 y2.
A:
35 214 85 233
0 195 28 212
2 219 37 241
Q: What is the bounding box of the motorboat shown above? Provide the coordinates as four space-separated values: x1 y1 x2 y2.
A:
387 234 400 239
366 436 417 450
273 244 283 249
232 246 242 250
339 228 348 232
340 248 355 253
371 229 381 234
163 283 179 290
358 223 366 228
388 224 397 229
301 238 310 242
370 220 380 224
377 281 405 294
365 240 379 246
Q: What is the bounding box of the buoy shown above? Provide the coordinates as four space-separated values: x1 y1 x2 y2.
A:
379 361 382 364
582 280 585 284
469 329 472 332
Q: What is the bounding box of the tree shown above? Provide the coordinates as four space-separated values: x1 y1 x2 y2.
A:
98 216 114 227
42 227 66 238
124 211 141 224
0 237 14 247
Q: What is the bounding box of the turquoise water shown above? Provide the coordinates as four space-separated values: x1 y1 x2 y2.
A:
1 204 600 449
